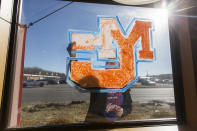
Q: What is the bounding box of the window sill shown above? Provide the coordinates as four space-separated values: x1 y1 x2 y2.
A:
97 125 197 131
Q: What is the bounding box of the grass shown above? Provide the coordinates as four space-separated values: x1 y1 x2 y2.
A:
20 101 175 127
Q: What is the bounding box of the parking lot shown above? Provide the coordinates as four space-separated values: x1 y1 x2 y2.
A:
22 84 175 103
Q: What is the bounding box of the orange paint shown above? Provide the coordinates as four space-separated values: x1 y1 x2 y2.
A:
70 19 153 89
85 40 89 44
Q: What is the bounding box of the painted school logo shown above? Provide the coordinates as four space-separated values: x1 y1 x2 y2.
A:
66 16 155 92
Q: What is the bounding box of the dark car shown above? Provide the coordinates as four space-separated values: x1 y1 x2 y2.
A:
59 79 66 84
46 79 59 84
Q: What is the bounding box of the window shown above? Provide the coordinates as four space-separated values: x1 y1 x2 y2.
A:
1 0 188 130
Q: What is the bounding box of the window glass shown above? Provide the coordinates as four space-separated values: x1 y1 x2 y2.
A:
15 0 176 127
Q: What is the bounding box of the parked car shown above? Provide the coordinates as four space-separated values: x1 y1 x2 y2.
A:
162 79 173 84
59 79 66 84
23 79 47 87
45 79 59 84
141 79 156 86
37 79 48 85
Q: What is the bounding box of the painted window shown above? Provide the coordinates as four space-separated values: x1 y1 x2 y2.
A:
9 0 177 128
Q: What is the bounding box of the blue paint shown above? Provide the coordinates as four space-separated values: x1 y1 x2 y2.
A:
71 50 95 54
69 57 91 61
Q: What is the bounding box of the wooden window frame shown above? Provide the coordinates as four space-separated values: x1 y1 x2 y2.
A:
0 0 186 130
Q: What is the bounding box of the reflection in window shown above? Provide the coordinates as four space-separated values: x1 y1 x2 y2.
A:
14 1 176 127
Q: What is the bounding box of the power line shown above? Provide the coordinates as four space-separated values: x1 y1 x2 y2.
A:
0 16 23 26
1 1 73 28
0 16 12 24
26 1 60 21
27 1 73 28
1 2 73 28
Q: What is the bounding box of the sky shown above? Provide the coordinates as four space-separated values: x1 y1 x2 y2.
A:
21 0 172 76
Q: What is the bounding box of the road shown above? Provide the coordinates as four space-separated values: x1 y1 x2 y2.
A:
22 84 175 104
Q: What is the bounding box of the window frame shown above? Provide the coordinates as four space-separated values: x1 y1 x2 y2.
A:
0 0 186 130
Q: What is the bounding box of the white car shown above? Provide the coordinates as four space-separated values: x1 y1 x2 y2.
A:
141 79 156 86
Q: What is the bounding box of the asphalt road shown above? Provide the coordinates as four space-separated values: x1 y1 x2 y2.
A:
22 84 175 104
